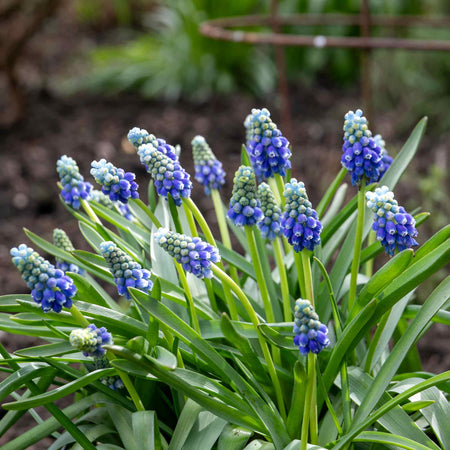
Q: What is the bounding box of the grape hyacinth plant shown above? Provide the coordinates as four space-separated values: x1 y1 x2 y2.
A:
1 108 449 450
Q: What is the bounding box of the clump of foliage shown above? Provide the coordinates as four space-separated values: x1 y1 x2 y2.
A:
1 107 449 449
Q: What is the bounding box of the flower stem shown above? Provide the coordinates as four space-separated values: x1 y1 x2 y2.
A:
183 197 238 320
273 237 291 321
81 199 102 225
274 173 286 209
287 361 307 438
300 353 316 450
175 264 201 335
293 251 306 298
69 304 145 411
348 183 367 311
211 189 239 283
364 231 376 277
211 265 286 420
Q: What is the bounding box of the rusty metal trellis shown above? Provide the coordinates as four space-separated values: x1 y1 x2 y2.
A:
199 0 450 137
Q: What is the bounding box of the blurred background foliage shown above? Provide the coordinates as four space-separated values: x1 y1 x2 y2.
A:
71 0 450 131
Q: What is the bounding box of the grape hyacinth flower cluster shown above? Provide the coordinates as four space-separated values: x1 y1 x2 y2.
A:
69 324 112 357
257 183 282 241
227 166 263 227
127 127 178 161
100 241 152 300
53 228 84 275
366 186 418 256
57 155 92 209
11 244 76 313
154 229 220 279
341 109 383 186
92 356 124 390
245 108 291 179
137 144 192 206
191 135 226 195
293 299 329 355
281 179 322 252
91 159 139 203
374 134 393 177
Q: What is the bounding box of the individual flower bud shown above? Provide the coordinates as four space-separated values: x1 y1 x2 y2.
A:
374 134 393 178
11 244 76 313
99 241 152 300
53 228 84 275
366 186 418 256
93 356 124 390
341 109 383 186
257 182 282 241
293 299 329 355
137 144 192 206
154 228 220 279
281 179 322 252
57 155 92 209
70 324 112 357
227 166 263 227
245 108 291 179
91 159 139 204
127 127 177 161
191 135 226 195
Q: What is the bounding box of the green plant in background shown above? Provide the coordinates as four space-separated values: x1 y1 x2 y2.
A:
0 106 449 449
77 0 275 100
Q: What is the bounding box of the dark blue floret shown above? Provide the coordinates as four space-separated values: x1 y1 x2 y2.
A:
341 109 383 186
128 127 178 161
11 244 76 313
70 324 112 357
293 299 329 355
100 241 152 300
366 186 418 256
374 134 393 177
57 155 92 209
53 229 84 275
281 179 322 252
227 166 263 227
257 182 282 241
191 136 226 195
91 159 139 204
154 228 221 279
245 108 291 179
137 144 192 206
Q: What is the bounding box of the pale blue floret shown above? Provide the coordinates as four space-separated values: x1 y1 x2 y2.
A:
128 127 178 161
91 159 139 204
227 166 263 227
257 182 282 241
366 186 418 256
57 155 92 209
53 228 84 275
70 324 112 357
373 134 393 177
137 144 192 206
191 135 226 195
281 179 322 252
100 241 152 300
11 244 76 313
154 228 220 279
293 299 329 355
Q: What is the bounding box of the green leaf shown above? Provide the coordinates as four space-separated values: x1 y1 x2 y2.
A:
106 404 137 450
15 342 74 358
72 250 113 282
321 182 348 227
352 277 450 432
217 424 253 450
402 305 450 326
133 411 163 450
2 369 116 410
168 400 203 450
244 440 275 449
401 400 435 412
182 409 227 450
353 431 432 450
128 199 154 229
0 294 33 312
110 358 157 380
258 324 297 350
79 221 105 252
145 345 177 370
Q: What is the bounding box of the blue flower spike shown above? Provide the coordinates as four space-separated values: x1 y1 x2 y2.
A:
281 179 322 252
57 155 92 209
293 299 329 355
53 229 84 275
366 186 418 256
128 127 178 161
91 159 139 204
137 143 192 206
374 134 393 177
70 324 112 357
99 241 152 300
154 228 220 279
257 182 282 241
11 244 76 313
227 166 263 227
191 135 226 195
341 109 383 186
93 356 124 390
245 108 291 179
